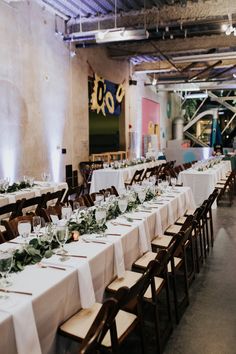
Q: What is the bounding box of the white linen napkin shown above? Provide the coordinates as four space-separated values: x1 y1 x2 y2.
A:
138 222 151 254
167 203 175 226
13 301 42 354
112 238 125 278
0 299 42 354
185 189 196 209
177 196 185 216
154 210 163 236
82 234 125 279
42 255 95 309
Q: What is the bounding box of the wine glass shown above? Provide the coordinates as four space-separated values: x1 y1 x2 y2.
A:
32 216 41 238
44 222 56 244
137 188 146 204
118 196 128 214
18 220 31 243
55 226 69 255
95 206 106 237
0 251 13 289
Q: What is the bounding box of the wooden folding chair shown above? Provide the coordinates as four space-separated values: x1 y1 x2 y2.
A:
125 169 144 187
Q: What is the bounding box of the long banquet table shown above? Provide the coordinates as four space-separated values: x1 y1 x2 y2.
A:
0 181 68 209
90 160 165 194
179 160 231 208
0 186 195 354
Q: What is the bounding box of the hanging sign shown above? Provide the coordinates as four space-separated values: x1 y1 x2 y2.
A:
90 74 125 116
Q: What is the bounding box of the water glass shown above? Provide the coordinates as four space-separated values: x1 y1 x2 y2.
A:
0 251 13 288
18 220 31 241
55 226 69 254
118 196 128 214
61 206 72 221
32 216 41 237
44 222 56 243
138 189 146 204
95 206 106 237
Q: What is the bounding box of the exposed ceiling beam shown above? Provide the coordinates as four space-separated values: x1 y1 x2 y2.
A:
208 92 236 113
67 0 236 30
108 34 236 58
188 60 222 82
133 59 236 73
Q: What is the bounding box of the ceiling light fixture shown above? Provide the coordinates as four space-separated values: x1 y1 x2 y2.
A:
185 92 208 99
95 28 149 43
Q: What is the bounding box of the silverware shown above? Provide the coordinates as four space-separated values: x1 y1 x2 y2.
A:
136 210 152 213
7 241 22 245
83 239 107 244
105 233 122 236
111 221 132 227
56 254 87 259
38 263 67 271
0 288 32 296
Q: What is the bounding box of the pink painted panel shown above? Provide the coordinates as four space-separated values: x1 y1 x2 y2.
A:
142 98 160 151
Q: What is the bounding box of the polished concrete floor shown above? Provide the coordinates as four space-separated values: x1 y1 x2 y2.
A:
163 204 236 354
120 203 236 354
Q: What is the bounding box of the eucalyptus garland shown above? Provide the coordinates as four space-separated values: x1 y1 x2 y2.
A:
68 208 107 235
5 186 157 274
112 157 154 169
0 181 32 194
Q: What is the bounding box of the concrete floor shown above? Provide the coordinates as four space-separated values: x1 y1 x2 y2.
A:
164 204 236 354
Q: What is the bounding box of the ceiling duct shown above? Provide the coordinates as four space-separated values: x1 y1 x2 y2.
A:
95 28 149 44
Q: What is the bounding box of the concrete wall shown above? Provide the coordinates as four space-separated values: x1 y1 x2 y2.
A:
0 0 168 183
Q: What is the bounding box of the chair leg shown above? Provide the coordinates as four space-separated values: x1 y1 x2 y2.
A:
209 209 214 247
137 302 146 354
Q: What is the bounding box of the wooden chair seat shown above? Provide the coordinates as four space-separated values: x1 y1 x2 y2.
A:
185 209 196 216
151 235 173 249
59 302 137 348
133 251 156 268
175 216 187 225
165 224 182 235
106 271 142 292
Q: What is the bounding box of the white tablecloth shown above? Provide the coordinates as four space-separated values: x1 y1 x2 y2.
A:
179 161 231 208
0 182 68 210
0 186 194 354
90 161 165 194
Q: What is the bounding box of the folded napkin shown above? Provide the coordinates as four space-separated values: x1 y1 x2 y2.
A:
83 234 125 278
0 299 41 354
167 203 175 226
111 238 125 278
43 255 95 309
13 301 42 354
154 210 163 235
138 221 151 254
177 196 185 216
185 189 196 209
